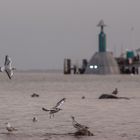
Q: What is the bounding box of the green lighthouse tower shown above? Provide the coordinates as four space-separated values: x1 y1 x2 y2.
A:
97 20 106 52
85 20 120 74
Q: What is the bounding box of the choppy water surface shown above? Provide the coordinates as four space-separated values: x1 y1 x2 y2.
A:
0 72 140 140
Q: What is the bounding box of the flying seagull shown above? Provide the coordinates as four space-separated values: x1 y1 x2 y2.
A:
71 116 89 131
42 98 66 118
5 122 17 132
0 55 14 79
112 88 118 95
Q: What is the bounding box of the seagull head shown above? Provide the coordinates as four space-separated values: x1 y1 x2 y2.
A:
5 122 11 127
71 116 75 120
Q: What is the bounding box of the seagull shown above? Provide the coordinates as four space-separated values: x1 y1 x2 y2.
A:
112 88 118 95
42 98 66 118
0 55 14 79
32 117 38 122
5 122 17 132
71 116 89 131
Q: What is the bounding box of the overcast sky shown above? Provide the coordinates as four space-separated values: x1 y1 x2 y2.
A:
0 0 139 70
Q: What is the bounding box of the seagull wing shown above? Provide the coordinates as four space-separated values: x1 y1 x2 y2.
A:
42 107 50 112
73 122 89 130
4 55 11 67
54 98 66 108
71 116 89 130
4 55 13 79
5 69 13 79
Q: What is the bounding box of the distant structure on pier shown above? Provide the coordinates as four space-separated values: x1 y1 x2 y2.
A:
63 20 140 75
85 20 120 74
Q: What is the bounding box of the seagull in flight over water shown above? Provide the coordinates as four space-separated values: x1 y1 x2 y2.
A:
0 55 14 79
71 116 89 131
5 122 18 132
42 98 66 118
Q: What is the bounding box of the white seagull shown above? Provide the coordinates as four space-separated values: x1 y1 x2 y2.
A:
0 55 14 79
5 122 17 132
42 98 66 118
71 116 89 131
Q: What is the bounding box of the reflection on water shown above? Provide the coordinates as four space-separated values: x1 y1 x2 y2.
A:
0 72 140 140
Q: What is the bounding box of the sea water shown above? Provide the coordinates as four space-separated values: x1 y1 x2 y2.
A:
0 72 140 140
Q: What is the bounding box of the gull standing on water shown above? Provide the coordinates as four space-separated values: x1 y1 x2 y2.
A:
32 117 38 122
71 116 94 136
5 122 17 132
71 116 89 131
42 98 66 118
112 88 118 95
0 55 14 79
